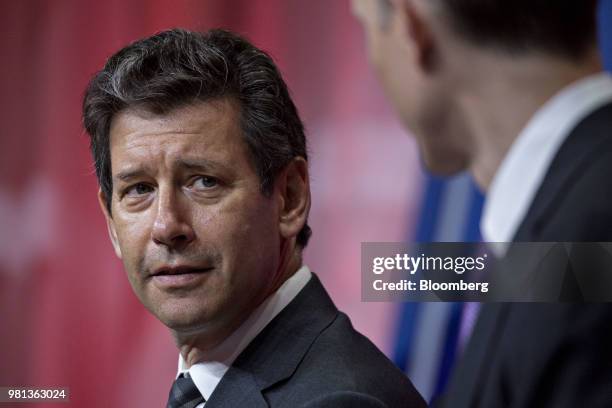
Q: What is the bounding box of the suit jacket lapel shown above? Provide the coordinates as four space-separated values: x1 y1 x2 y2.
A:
512 102 612 301
446 102 612 408
514 102 612 241
444 101 612 408
205 274 338 408
203 366 268 408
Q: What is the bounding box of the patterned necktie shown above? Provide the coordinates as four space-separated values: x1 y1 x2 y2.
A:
166 372 205 408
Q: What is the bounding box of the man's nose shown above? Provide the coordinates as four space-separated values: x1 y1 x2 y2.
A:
151 188 195 250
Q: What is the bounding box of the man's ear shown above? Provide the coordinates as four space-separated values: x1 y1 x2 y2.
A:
395 0 437 71
97 189 122 259
277 157 310 241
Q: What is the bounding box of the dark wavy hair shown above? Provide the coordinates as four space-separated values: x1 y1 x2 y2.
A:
437 0 598 59
82 28 311 247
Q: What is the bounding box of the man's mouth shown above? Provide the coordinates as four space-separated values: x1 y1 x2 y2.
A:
149 266 214 289
151 266 213 276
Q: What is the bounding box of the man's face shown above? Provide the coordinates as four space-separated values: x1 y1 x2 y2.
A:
352 0 416 121
101 99 283 340
352 0 471 174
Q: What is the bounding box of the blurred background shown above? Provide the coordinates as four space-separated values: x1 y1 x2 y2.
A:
0 0 610 406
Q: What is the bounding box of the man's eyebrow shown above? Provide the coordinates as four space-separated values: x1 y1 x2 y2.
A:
113 159 232 183
177 158 231 173
114 169 148 183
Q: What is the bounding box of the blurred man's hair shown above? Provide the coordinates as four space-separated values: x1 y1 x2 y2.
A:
82 28 311 247
436 0 598 59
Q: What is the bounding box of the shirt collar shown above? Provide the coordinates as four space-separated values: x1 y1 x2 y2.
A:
176 265 312 401
481 72 612 243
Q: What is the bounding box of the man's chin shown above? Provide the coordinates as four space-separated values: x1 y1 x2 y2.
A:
422 158 467 176
146 298 213 332
159 313 211 335
416 143 469 175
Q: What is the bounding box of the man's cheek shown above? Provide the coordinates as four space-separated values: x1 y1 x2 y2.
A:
116 245 144 286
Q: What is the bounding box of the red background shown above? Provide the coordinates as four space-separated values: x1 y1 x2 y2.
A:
0 1 423 406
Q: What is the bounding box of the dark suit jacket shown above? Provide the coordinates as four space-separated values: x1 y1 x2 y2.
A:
204 274 427 408
439 102 612 407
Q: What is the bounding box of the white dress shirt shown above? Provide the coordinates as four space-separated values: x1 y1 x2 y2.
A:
481 72 612 243
175 265 312 407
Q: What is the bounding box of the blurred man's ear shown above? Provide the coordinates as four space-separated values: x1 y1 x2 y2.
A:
396 0 437 72
277 157 310 243
97 189 122 259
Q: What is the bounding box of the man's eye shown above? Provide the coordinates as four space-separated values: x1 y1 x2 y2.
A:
125 183 153 196
192 176 219 189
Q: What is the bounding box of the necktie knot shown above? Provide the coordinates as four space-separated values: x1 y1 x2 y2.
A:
167 372 205 408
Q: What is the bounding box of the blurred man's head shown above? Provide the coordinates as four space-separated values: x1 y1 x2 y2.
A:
353 0 600 183
82 29 311 348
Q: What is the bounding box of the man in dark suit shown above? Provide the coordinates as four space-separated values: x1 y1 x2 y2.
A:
353 0 612 406
82 29 425 407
